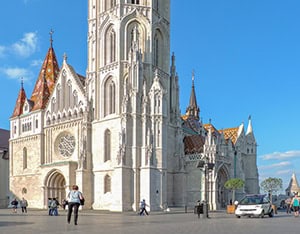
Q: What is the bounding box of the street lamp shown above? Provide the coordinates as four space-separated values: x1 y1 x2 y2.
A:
197 156 214 218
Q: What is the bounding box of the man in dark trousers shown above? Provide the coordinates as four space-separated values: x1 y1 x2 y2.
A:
139 199 149 216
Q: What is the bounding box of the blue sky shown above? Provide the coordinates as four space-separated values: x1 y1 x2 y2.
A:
1 0 299 193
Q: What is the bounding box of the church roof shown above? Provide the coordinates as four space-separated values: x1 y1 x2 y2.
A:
286 173 300 194
185 73 199 120
203 123 219 136
184 135 205 154
219 127 239 144
30 45 60 111
182 116 202 134
11 83 27 117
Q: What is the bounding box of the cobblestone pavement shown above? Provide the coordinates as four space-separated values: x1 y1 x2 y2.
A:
0 208 299 234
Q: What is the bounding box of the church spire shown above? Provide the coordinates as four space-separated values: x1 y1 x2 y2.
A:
185 71 200 120
30 30 60 111
11 78 27 117
246 115 253 135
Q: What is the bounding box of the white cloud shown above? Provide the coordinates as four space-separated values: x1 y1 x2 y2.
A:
258 161 291 170
0 67 34 81
276 169 293 175
12 32 38 57
30 59 43 67
260 150 300 160
0 46 6 57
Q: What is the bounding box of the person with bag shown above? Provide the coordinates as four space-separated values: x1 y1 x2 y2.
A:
50 197 60 216
67 185 84 225
11 198 18 213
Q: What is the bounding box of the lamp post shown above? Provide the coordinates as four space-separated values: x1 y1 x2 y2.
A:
197 156 214 218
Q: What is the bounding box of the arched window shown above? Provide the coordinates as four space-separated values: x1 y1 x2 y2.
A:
23 147 27 169
67 80 72 107
104 77 116 116
104 129 111 162
57 85 61 111
105 27 116 64
104 175 111 193
154 34 159 67
154 0 159 11
153 30 163 68
131 0 140 4
73 90 78 107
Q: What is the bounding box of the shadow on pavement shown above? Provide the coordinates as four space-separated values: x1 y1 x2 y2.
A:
0 221 34 227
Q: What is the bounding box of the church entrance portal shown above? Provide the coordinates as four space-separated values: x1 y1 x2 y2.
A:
217 167 229 209
45 170 66 207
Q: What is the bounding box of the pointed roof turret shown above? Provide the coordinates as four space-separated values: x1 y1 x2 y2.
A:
286 173 300 195
30 30 60 111
11 79 27 117
246 115 253 135
185 71 200 120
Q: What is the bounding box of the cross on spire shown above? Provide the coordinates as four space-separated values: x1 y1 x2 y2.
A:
192 70 195 86
49 29 54 47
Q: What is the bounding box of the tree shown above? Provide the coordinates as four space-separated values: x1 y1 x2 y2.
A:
260 177 283 204
224 178 245 203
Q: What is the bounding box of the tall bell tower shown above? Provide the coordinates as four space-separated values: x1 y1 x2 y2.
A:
86 0 182 211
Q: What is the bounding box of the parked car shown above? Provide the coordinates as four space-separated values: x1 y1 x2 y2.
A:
235 194 274 218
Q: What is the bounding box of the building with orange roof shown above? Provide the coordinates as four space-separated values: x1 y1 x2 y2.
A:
182 74 259 209
9 1 258 212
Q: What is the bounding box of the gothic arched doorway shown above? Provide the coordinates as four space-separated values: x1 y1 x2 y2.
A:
217 167 229 209
45 170 66 207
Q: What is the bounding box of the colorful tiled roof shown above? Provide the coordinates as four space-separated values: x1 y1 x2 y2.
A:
11 85 27 117
219 127 239 144
203 123 219 136
184 135 205 154
30 46 60 111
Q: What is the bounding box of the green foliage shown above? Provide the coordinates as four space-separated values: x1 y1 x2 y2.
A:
224 178 245 190
224 178 245 202
260 177 282 194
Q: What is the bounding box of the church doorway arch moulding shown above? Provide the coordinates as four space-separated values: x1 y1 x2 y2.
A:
44 169 66 208
216 166 230 209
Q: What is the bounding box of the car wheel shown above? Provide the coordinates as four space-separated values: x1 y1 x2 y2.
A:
260 210 264 218
236 215 241 218
269 209 274 217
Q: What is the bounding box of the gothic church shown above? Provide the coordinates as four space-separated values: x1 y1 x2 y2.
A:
9 0 259 211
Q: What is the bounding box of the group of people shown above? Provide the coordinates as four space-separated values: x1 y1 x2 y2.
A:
47 185 84 225
10 197 28 213
285 193 300 217
48 197 60 216
10 185 84 226
10 187 150 225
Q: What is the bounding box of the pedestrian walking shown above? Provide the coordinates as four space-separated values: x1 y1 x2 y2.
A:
67 185 84 225
11 198 18 213
20 197 28 213
48 198 53 215
62 199 68 210
50 197 60 216
291 193 300 217
196 200 202 218
139 199 149 216
285 197 292 214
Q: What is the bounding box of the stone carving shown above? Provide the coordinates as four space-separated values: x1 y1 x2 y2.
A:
58 134 75 157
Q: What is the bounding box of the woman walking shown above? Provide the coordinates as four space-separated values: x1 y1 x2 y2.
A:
291 193 300 217
67 185 84 225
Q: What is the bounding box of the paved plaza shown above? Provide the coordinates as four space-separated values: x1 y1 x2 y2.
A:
0 208 299 234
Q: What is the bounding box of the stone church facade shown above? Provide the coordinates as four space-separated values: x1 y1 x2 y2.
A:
9 0 259 211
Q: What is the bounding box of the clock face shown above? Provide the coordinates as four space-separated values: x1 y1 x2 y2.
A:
57 133 76 157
